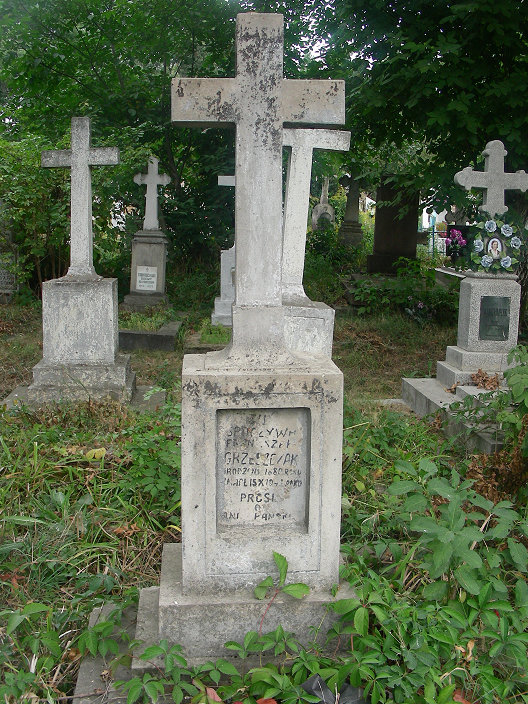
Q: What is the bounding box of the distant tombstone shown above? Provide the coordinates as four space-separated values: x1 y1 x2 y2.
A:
403 139 524 440
367 178 419 275
311 177 334 230
338 175 363 247
124 157 171 311
211 175 236 326
27 117 135 403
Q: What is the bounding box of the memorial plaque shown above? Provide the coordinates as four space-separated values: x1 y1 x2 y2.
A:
216 408 310 531
136 265 157 291
479 296 510 341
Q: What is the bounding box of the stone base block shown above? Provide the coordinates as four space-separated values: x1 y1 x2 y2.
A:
211 297 233 327
122 293 169 312
42 277 119 364
338 222 363 247
133 544 354 667
119 322 181 351
283 301 335 357
367 254 415 276
181 351 343 594
27 354 136 403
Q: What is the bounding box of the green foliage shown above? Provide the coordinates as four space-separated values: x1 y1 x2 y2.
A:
119 306 176 331
352 258 458 325
319 0 528 206
199 319 232 344
449 344 528 456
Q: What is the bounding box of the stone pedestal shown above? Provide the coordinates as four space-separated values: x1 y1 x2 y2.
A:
28 277 135 403
339 221 363 247
123 231 169 311
132 348 345 661
402 272 521 451
367 180 419 275
436 272 521 386
211 244 235 326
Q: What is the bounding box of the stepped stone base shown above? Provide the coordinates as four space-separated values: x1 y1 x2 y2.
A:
27 354 136 403
402 377 504 454
132 544 354 668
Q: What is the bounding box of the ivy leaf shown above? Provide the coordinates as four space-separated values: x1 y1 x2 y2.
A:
387 480 421 495
423 580 448 601
254 576 273 601
353 606 369 636
281 583 310 599
508 539 528 572
454 566 481 595
273 552 288 587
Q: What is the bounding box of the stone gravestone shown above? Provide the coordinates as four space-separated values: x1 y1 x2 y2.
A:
123 157 171 311
27 117 136 403
367 178 419 275
311 176 334 230
282 128 350 356
134 13 348 663
212 129 350 359
338 175 363 247
211 175 236 326
402 139 527 451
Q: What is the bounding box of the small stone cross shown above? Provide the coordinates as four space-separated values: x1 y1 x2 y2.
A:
41 117 119 278
454 140 528 217
172 13 344 351
134 157 171 231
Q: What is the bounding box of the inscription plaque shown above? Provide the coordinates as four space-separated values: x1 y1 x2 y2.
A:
136 265 157 291
479 296 510 341
216 408 310 531
0 253 16 293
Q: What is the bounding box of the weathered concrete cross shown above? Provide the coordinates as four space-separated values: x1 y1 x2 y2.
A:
172 13 344 350
41 117 119 279
283 129 350 303
454 139 528 217
134 157 171 231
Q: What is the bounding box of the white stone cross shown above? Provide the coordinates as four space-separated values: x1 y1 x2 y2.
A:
454 140 528 217
283 129 350 304
172 13 344 350
134 157 171 231
41 117 120 279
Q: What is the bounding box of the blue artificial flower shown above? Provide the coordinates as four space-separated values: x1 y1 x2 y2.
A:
500 256 512 268
511 236 522 249
481 254 493 268
501 224 513 237
473 239 484 253
485 220 497 233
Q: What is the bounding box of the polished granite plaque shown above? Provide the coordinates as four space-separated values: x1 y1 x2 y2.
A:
479 296 510 341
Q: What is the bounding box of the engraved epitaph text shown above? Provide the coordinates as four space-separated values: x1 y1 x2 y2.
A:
479 296 511 341
216 408 310 530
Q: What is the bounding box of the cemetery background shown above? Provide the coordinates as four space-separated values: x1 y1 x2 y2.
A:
1 0 528 702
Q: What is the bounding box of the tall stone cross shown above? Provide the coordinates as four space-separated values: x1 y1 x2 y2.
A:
134 157 171 231
454 139 528 217
41 117 120 279
172 12 344 350
282 129 350 303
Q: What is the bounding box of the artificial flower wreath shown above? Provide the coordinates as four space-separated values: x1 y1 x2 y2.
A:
448 212 525 273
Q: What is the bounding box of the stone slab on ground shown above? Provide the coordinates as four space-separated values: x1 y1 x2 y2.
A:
1 385 166 413
401 376 503 453
119 321 182 352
